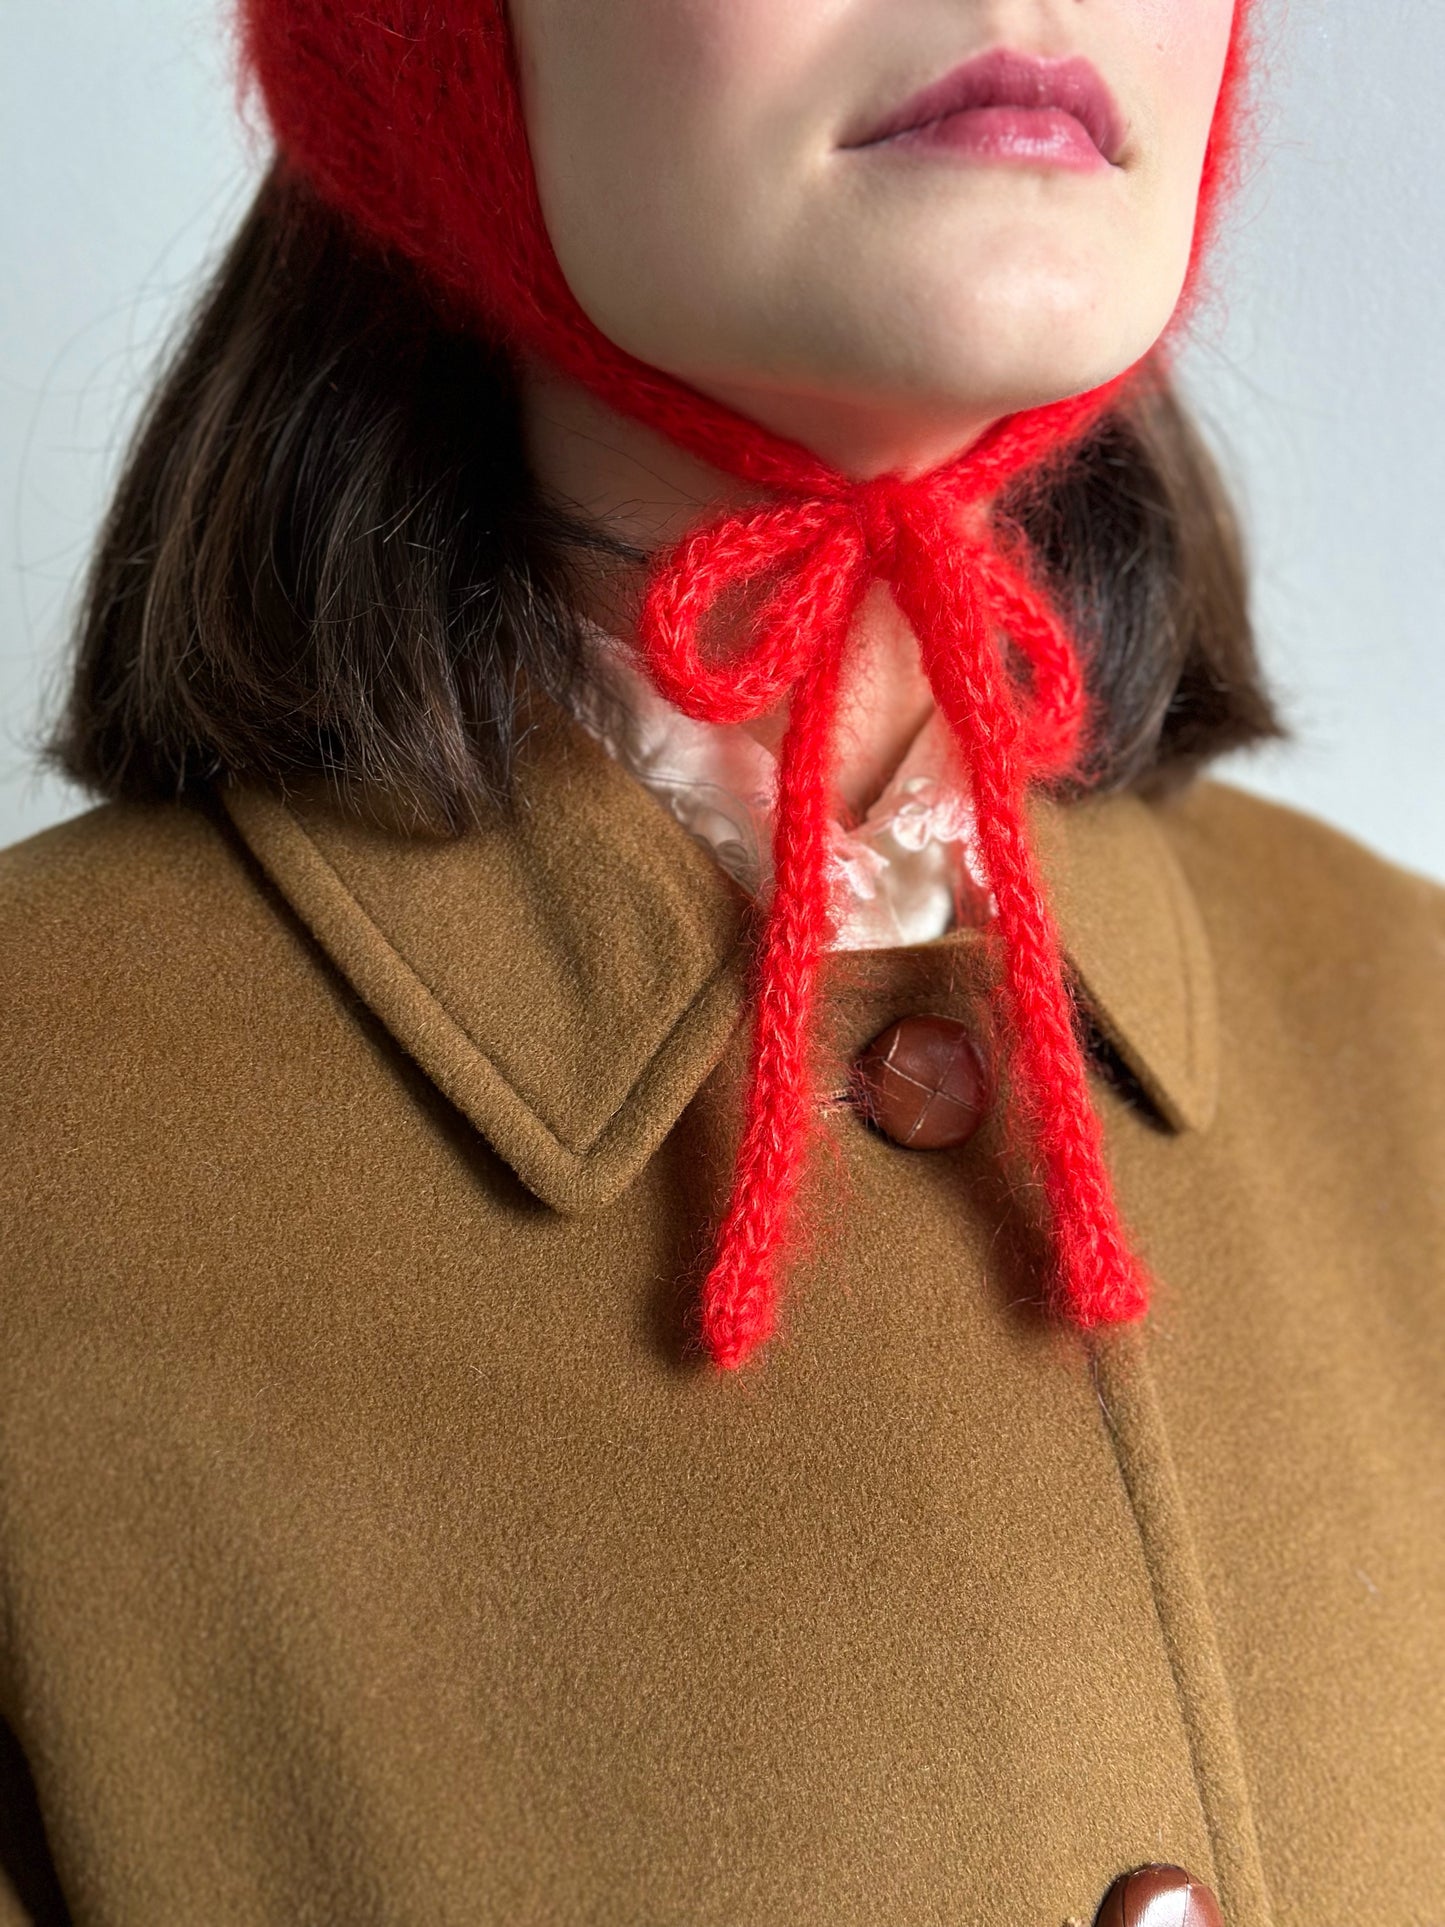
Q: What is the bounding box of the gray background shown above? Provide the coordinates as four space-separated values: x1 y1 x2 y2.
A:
3 0 1442 882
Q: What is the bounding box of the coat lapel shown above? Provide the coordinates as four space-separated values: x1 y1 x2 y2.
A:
216 697 1219 1212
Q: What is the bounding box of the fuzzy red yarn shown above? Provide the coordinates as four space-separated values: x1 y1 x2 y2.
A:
237 0 1263 1371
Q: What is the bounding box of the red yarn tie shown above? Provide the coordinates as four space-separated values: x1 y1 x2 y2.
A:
634 442 1152 1372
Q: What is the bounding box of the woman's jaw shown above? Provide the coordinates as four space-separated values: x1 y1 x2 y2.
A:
509 0 1237 481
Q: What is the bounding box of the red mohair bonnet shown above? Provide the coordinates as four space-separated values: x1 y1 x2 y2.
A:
237 0 1261 1372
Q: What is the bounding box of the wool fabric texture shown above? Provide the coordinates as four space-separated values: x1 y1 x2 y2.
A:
237 0 1262 1372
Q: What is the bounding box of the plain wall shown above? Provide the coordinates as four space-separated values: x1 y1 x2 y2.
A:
3 0 1442 881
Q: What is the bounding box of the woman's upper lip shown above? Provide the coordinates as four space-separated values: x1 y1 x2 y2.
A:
840 46 1128 165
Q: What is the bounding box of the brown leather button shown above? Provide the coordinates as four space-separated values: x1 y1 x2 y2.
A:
1093 1864 1225 1927
849 1014 990 1150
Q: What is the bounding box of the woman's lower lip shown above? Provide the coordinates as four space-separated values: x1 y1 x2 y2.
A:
862 105 1109 171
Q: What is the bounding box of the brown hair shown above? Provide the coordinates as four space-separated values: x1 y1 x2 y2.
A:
37 162 1290 833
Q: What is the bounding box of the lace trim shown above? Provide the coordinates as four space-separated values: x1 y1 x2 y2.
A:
565 621 996 951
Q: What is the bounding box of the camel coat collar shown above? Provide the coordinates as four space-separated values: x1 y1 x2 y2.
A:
218 697 1219 1212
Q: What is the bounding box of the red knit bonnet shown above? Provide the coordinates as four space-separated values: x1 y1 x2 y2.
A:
238 1 1261 1371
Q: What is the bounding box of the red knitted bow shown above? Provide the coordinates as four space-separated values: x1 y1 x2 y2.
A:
633 381 1150 1369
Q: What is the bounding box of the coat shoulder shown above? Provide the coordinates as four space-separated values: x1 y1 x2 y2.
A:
0 795 272 1097
0 791 242 973
1151 772 1445 1045
1156 771 1445 924
0 790 234 902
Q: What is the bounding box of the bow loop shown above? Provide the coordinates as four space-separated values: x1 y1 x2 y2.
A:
887 497 1091 785
634 496 853 725
970 531 1092 782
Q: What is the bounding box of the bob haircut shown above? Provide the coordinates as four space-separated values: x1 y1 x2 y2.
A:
39 163 1290 835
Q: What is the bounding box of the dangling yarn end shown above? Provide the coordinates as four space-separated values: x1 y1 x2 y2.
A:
1030 1051 1153 1328
700 1246 776 1372
1052 1205 1152 1327
693 1024 825 1371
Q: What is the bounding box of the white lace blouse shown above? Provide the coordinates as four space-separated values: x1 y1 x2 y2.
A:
564 622 996 951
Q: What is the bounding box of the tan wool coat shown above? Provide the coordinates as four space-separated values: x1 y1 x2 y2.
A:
2 695 1443 1927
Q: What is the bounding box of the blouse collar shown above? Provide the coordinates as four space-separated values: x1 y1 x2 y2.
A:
564 620 995 950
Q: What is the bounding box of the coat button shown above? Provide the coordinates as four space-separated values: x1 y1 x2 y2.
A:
849 1014 991 1150
1094 1864 1225 1927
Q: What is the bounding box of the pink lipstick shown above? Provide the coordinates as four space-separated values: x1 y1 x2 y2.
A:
840 46 1127 172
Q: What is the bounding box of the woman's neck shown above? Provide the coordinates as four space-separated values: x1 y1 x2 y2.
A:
517 358 990 820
